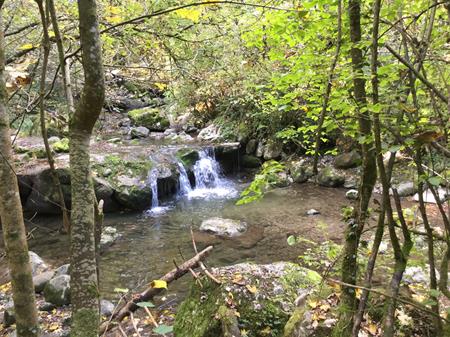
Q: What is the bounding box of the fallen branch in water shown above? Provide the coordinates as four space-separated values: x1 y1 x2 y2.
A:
190 227 222 284
99 245 214 334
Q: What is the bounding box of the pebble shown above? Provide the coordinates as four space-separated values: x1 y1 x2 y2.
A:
306 209 320 215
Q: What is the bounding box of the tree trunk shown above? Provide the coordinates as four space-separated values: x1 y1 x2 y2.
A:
69 1 105 336
0 9 40 337
36 0 71 233
340 0 377 333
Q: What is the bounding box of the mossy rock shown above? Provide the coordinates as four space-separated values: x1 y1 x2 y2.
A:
241 155 261 168
127 107 170 131
15 144 47 158
51 138 70 153
317 167 345 188
24 168 72 214
92 155 154 210
176 148 199 169
174 262 321 337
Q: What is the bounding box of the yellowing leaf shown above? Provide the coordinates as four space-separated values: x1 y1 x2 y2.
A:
49 31 55 38
154 82 167 90
176 8 202 22
307 300 319 308
367 323 377 335
355 288 362 299
246 284 257 294
106 16 122 24
19 43 34 50
48 323 60 331
108 6 122 15
319 303 331 312
151 280 167 289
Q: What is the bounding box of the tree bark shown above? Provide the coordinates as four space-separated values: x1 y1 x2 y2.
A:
340 0 377 332
36 0 71 233
48 0 75 116
0 9 40 337
70 1 105 336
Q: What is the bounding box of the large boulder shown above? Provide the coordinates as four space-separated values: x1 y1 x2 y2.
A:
127 107 169 131
333 150 361 169
24 168 71 214
263 141 283 160
246 139 258 154
413 188 448 204
43 275 71 306
114 175 152 210
289 161 309 184
174 262 322 337
176 148 200 170
22 168 119 214
255 142 265 158
130 126 150 138
33 271 54 293
241 155 261 169
198 124 222 142
317 167 345 187
393 181 417 197
200 217 247 237
29 251 49 276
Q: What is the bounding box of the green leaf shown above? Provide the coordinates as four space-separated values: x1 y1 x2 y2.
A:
287 235 297 246
137 301 155 308
153 324 174 335
306 270 322 284
429 289 440 298
428 176 442 187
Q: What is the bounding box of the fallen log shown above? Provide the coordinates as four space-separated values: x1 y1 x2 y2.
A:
99 245 214 334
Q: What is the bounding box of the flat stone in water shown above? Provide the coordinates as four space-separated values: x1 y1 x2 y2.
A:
200 217 247 237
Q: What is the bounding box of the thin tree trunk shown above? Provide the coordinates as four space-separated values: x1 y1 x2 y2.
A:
312 0 342 175
48 0 75 115
415 153 442 335
0 9 39 337
383 189 413 337
36 0 71 233
340 0 377 332
70 0 105 336
351 2 383 331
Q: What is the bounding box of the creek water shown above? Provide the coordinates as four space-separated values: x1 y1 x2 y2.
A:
4 148 352 302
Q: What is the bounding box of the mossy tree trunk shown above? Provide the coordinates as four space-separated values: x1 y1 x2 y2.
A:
339 0 377 334
0 7 40 337
69 0 105 336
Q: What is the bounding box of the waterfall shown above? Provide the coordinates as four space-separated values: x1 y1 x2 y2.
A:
148 168 159 208
146 147 237 215
176 161 192 196
192 148 222 188
189 148 237 199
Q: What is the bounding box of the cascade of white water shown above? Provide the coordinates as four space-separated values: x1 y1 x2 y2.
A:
176 161 192 196
147 147 237 215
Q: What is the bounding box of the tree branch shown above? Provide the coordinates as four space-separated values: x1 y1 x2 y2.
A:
385 44 448 103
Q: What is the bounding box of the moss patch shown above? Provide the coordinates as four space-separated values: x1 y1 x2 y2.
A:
51 138 70 153
174 262 321 337
127 107 170 131
176 148 199 169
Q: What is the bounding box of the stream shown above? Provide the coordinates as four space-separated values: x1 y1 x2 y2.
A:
8 148 351 302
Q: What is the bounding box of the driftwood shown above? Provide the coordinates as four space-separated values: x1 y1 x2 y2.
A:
99 245 214 334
